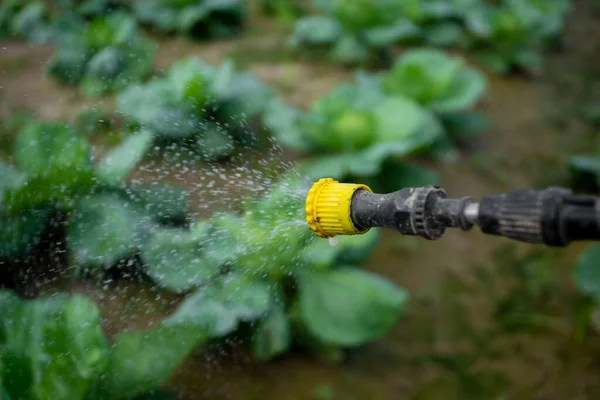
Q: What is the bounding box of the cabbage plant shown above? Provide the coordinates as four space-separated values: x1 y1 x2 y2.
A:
0 0 53 44
0 120 189 268
47 12 157 96
462 0 572 74
288 0 571 73
0 290 206 399
569 151 600 196
139 176 407 361
289 0 420 65
133 0 246 38
575 244 600 306
264 48 488 173
117 57 272 161
379 48 488 155
263 71 443 189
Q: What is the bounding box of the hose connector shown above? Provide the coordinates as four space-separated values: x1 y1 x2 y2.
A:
306 178 372 238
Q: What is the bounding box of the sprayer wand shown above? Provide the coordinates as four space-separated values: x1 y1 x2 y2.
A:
305 178 600 247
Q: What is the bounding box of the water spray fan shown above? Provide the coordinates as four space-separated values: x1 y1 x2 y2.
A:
306 178 600 247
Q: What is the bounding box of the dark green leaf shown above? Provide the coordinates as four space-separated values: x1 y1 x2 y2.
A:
96 130 154 185
423 22 465 47
47 41 92 86
431 68 487 113
299 268 407 346
251 302 291 361
163 273 271 337
575 244 600 303
141 225 222 292
441 111 489 138
331 34 369 64
14 121 91 176
68 194 151 266
263 99 308 151
0 210 50 259
364 20 420 47
3 167 97 213
117 81 200 139
125 183 190 224
0 291 109 400
102 323 207 400
290 16 342 46
195 123 235 161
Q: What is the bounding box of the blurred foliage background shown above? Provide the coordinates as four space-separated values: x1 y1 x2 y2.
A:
2 0 600 399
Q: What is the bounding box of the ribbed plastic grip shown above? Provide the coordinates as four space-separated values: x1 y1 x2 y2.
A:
478 188 571 245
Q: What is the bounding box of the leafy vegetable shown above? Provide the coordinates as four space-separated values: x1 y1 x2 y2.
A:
163 272 271 337
251 302 291 361
265 49 487 181
288 0 571 73
1 121 187 268
68 193 153 267
0 0 53 44
0 291 108 400
261 0 307 26
141 224 223 292
298 268 408 346
133 0 246 38
263 72 443 187
149 176 406 359
289 0 417 65
574 244 600 303
117 57 272 160
569 152 600 191
0 290 208 400
47 12 157 96
381 48 486 113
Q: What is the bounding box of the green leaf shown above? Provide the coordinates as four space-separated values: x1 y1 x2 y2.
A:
372 95 426 142
423 22 465 47
378 162 439 189
334 229 381 265
299 268 408 346
117 80 201 139
300 154 354 181
473 51 511 75
102 323 207 400
96 130 154 185
300 230 380 269
570 155 600 184
47 41 92 86
440 110 489 138
195 123 235 161
431 69 487 114
68 194 151 267
251 302 291 361
0 161 25 196
141 225 222 292
124 183 190 224
364 20 420 47
0 210 50 259
3 167 97 213
0 291 109 400
330 34 369 64
290 16 342 46
263 99 308 151
575 244 600 303
14 121 91 176
163 273 271 337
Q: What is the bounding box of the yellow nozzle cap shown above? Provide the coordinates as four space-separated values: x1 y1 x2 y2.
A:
305 178 372 238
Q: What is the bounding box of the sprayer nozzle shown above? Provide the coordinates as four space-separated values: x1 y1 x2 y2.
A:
305 178 372 238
